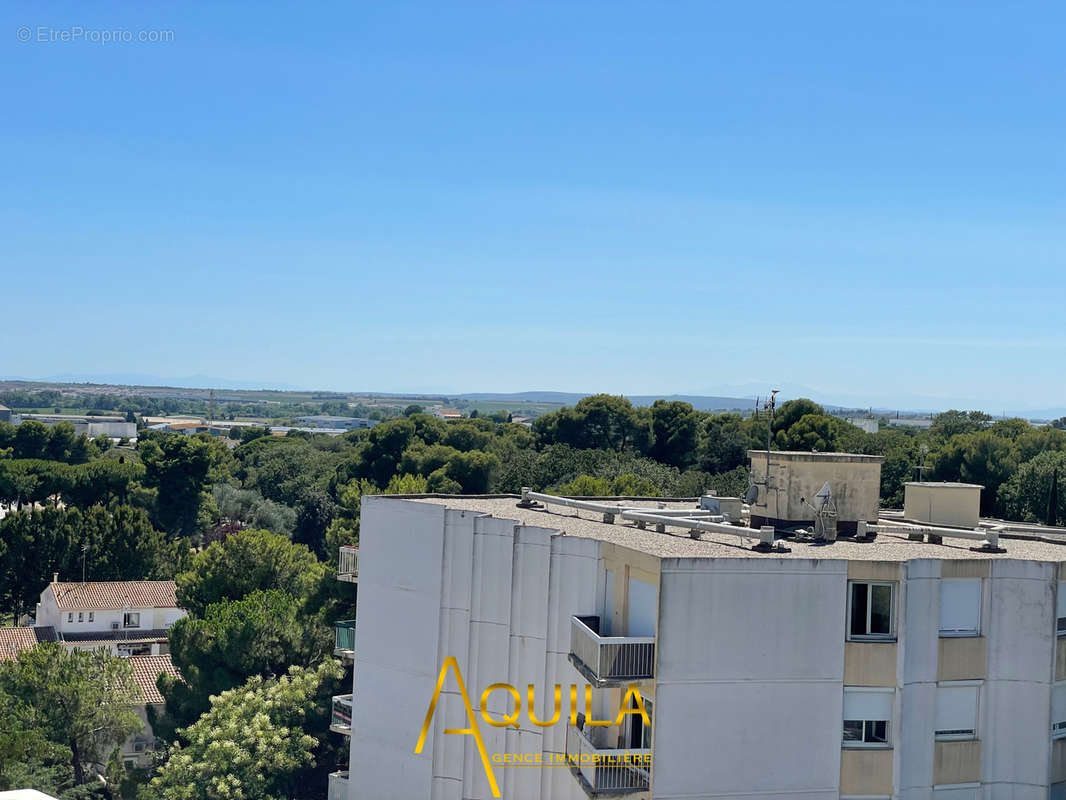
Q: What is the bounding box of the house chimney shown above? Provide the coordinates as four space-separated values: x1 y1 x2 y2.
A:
53 572 59 583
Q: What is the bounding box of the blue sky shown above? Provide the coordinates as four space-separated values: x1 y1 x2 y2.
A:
2 1 1063 411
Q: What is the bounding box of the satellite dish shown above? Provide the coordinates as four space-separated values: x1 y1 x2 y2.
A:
815 481 832 502
744 484 760 504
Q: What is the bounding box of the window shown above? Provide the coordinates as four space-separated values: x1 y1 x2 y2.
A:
78 612 83 623
123 612 140 628
1058 582 1066 637
940 579 981 636
67 613 73 623
88 612 94 622
935 683 979 740
842 688 893 748
1053 684 1066 739
848 582 896 640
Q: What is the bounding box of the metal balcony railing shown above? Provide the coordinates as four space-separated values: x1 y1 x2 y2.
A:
334 620 356 659
570 616 655 684
330 694 353 735
327 770 349 800
338 546 359 582
565 724 651 794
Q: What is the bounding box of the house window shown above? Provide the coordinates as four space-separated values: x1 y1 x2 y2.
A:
940 579 981 636
848 582 896 640
123 612 140 628
842 687 893 748
67 613 73 623
1057 582 1066 636
88 612 94 622
1053 684 1066 739
78 612 83 623
935 683 979 740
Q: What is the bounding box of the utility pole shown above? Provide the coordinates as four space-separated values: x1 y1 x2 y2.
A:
764 389 779 490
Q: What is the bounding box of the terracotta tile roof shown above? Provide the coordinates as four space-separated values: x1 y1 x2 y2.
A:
127 654 182 705
50 581 178 611
0 626 57 660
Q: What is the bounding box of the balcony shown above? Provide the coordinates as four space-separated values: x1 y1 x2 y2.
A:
330 694 353 735
334 620 356 662
337 546 359 582
570 616 655 686
565 724 651 796
327 770 349 800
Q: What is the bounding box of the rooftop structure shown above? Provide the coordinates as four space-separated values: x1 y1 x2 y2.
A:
128 653 181 705
9 413 136 439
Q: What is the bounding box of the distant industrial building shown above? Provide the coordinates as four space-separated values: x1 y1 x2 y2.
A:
431 408 463 420
9 412 136 439
294 415 378 430
847 417 880 434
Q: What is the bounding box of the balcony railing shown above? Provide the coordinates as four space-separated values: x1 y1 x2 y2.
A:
565 724 651 795
334 620 356 660
330 694 353 735
570 616 655 684
338 546 359 582
327 770 349 800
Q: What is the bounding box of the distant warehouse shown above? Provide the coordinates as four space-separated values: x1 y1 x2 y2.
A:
294 415 377 430
9 413 136 439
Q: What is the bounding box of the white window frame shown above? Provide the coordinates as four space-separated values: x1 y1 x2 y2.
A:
842 687 894 749
932 784 980 800
88 611 94 622
1057 581 1066 637
934 681 980 741
939 578 981 638
123 611 140 629
847 581 897 641
67 613 73 623
1053 683 1066 739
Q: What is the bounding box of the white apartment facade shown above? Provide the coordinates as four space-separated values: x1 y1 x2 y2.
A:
35 580 186 656
343 493 1066 800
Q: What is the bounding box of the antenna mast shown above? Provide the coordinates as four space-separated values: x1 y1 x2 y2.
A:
764 390 779 490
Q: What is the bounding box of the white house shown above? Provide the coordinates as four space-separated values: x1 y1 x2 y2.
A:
339 486 1066 800
120 654 182 769
35 580 186 656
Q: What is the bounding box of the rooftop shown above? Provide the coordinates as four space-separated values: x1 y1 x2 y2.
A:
905 481 984 489
0 626 57 660
747 450 885 463
49 581 178 611
128 654 181 704
387 495 1066 563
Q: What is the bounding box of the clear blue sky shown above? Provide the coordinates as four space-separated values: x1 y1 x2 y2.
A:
2 1 1063 411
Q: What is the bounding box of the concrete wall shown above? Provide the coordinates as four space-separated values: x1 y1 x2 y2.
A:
654 557 848 800
350 498 596 800
904 484 982 529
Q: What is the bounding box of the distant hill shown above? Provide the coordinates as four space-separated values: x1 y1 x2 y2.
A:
457 392 758 412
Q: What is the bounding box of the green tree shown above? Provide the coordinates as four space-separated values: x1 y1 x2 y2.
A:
403 404 424 416
771 399 824 435
0 644 142 786
930 410 993 440
175 529 327 617
13 421 50 460
930 432 1015 515
161 590 333 734
145 660 344 800
1000 451 1066 526
139 434 216 537
648 400 699 469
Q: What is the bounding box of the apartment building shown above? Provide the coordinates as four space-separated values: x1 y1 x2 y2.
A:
341 479 1066 800
35 579 186 656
